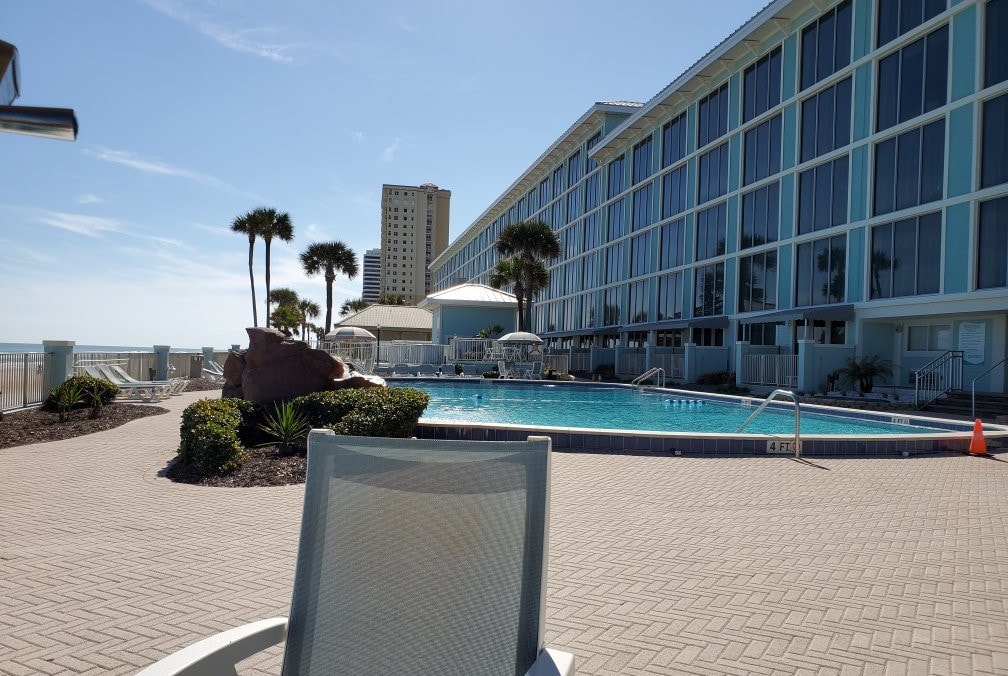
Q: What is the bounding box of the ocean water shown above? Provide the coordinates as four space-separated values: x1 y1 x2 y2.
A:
0 342 202 353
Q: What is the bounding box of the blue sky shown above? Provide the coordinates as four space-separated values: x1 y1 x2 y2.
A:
1 0 766 348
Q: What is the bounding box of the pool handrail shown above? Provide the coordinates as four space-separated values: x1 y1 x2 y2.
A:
972 357 1006 419
632 367 665 390
735 388 802 459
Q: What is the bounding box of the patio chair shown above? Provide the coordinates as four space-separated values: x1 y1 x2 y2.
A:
201 361 225 382
80 365 166 403
415 364 438 377
136 431 574 676
99 364 184 396
528 362 545 380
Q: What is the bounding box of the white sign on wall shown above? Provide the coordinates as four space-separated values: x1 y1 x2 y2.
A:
958 322 986 365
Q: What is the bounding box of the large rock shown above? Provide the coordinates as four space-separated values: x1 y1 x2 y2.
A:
223 327 383 403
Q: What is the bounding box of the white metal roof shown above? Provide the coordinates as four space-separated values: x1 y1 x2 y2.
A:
417 283 517 308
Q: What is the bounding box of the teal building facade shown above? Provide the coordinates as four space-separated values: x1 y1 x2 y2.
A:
430 0 1008 393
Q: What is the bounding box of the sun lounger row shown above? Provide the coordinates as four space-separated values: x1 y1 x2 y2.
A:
202 360 225 383
80 364 187 402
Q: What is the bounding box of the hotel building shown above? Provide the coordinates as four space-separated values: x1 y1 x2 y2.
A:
362 247 381 303
431 0 1008 394
381 183 451 306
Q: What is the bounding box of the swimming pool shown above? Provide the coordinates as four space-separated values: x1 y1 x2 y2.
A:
391 379 1006 457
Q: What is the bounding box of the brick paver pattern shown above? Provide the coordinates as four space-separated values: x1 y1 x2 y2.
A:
1 392 1006 675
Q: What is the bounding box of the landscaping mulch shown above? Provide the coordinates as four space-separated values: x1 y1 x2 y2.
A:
164 446 307 487
0 403 169 449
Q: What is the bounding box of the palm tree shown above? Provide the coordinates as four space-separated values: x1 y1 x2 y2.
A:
340 297 371 316
377 293 407 305
251 208 294 328
231 210 262 326
495 220 561 332
297 298 320 340
300 241 359 334
489 257 526 330
268 287 299 310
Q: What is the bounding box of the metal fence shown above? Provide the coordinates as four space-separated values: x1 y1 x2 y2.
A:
741 354 798 387
0 352 49 411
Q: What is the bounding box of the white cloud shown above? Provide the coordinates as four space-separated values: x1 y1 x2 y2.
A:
381 138 401 163
33 210 124 237
76 193 104 204
86 147 258 197
394 15 418 32
140 0 294 63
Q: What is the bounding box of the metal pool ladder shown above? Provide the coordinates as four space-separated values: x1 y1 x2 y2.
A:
735 388 802 459
632 367 665 389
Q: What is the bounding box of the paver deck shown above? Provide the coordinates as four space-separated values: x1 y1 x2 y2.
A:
1 391 1006 675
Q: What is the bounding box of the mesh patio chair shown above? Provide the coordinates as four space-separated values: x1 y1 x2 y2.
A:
136 431 574 676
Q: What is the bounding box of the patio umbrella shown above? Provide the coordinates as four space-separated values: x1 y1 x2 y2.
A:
497 331 543 344
324 326 377 342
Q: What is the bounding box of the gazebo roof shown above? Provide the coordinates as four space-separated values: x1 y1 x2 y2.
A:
417 284 517 309
335 305 432 331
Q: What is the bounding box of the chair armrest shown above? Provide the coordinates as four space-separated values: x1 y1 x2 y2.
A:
135 617 288 676
525 648 575 676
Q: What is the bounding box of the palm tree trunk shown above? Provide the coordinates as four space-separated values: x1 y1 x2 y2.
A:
324 270 334 333
264 240 272 328
247 239 258 327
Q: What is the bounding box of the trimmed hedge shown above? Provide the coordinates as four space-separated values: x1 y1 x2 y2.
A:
177 398 246 474
44 375 119 411
176 387 429 476
295 387 429 438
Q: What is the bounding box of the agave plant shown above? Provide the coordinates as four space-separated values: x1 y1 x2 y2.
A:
257 401 311 456
51 382 85 422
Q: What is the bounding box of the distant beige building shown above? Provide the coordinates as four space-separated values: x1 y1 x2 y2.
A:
380 183 450 305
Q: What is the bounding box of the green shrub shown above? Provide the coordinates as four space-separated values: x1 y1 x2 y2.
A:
177 398 245 474
45 375 118 413
295 387 429 438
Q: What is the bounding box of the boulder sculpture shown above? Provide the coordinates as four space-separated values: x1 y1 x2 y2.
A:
223 327 383 403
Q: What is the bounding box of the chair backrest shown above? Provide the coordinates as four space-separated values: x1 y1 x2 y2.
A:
282 432 552 676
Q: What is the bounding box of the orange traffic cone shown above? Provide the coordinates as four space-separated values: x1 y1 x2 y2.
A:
969 419 987 456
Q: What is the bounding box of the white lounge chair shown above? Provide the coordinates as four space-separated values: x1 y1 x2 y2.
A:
80 365 166 403
201 361 225 383
101 364 185 395
136 432 574 676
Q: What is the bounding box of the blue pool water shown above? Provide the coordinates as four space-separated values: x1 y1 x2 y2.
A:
393 380 946 436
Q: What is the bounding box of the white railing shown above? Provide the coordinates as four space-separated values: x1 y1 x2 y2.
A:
619 351 648 377
0 352 49 411
446 338 494 362
320 342 377 373
568 351 591 375
544 353 569 375
380 341 447 367
741 354 798 387
632 367 665 389
914 350 964 408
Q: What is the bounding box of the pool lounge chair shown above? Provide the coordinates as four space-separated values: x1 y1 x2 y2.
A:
80 365 168 403
201 361 225 382
102 364 186 395
136 431 574 676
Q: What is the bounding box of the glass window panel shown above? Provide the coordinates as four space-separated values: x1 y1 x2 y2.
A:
769 115 781 175
767 181 780 242
899 37 926 124
982 93 1008 188
813 238 830 304
900 0 924 37
877 53 900 131
744 64 756 123
832 157 848 226
978 195 1008 289
744 127 757 185
800 95 817 163
753 186 768 244
878 0 899 47
987 0 1008 87
801 23 817 90
817 11 836 82
917 212 941 294
892 218 917 296
920 119 945 204
738 256 752 311
814 161 833 230
895 129 922 211
873 137 896 216
834 77 852 150
796 242 812 306
765 250 778 308
871 222 893 299
924 26 948 114
799 168 816 234
755 59 769 118
835 1 852 70
755 121 768 182
830 235 846 302
741 190 755 248
768 48 782 108
816 85 835 156
908 325 928 350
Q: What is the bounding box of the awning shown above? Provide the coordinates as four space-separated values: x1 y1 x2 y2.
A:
637 318 690 331
688 316 729 329
736 304 855 324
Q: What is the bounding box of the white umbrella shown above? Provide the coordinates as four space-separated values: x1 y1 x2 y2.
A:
497 331 543 344
324 326 377 342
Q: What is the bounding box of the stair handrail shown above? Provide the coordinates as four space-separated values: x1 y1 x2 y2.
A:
972 357 1007 419
914 350 964 408
735 388 802 459
632 366 665 390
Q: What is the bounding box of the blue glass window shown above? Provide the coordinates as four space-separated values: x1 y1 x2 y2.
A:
660 218 685 269
662 112 687 168
743 47 782 122
697 142 729 204
800 0 853 90
800 76 852 162
798 155 848 234
697 83 729 148
743 114 782 185
632 136 653 185
695 201 727 261
876 25 948 132
873 119 944 216
693 262 725 317
795 234 846 306
878 0 946 48
741 181 780 248
738 249 778 312
657 272 684 320
870 211 941 299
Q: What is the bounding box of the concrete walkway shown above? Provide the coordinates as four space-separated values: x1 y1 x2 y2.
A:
1 391 1006 675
